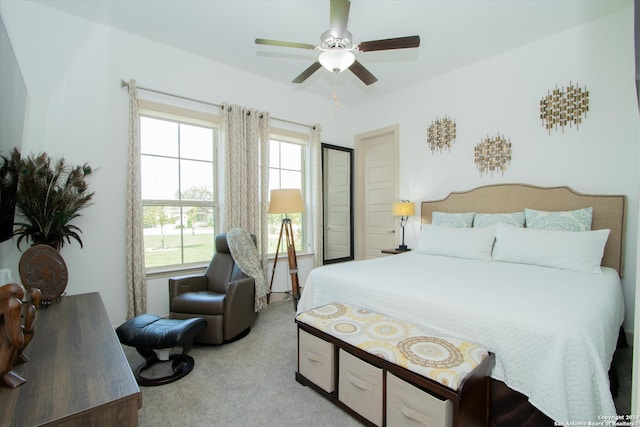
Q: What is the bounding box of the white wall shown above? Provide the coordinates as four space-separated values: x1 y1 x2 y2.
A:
0 16 26 156
352 7 640 334
0 0 352 326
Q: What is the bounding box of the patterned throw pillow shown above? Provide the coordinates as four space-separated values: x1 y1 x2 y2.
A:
432 212 475 228
473 212 525 228
524 207 592 231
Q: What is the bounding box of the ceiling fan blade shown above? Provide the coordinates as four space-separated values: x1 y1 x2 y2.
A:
349 60 378 86
292 62 322 84
255 38 316 50
330 0 350 38
357 35 421 52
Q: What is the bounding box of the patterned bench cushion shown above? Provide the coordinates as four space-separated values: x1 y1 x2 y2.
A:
296 303 490 391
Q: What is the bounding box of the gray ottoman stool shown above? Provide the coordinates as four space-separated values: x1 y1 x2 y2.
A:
116 314 207 386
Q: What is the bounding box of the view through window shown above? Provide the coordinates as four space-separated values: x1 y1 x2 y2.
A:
140 115 217 268
268 138 304 254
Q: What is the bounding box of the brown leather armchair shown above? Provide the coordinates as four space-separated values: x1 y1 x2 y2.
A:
168 233 258 345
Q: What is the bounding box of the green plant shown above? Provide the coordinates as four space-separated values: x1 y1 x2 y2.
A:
13 151 94 250
0 148 20 242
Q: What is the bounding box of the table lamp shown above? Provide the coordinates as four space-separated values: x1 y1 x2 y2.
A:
392 200 415 251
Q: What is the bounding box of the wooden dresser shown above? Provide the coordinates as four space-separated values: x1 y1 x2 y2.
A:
0 292 141 426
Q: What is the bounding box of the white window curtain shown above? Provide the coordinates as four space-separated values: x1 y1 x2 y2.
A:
220 103 270 306
125 79 147 318
310 125 323 268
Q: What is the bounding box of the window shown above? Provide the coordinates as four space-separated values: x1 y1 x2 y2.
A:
268 137 305 254
140 108 218 269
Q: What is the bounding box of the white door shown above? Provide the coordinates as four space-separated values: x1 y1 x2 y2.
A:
324 148 351 260
355 125 398 259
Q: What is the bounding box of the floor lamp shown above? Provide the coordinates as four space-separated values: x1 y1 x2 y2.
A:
268 189 304 309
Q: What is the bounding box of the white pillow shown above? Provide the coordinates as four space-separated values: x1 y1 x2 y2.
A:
492 223 609 274
416 224 496 262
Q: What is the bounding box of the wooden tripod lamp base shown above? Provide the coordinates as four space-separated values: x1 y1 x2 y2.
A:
268 218 300 309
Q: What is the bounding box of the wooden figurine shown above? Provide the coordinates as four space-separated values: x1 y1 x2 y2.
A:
0 283 25 388
17 287 41 364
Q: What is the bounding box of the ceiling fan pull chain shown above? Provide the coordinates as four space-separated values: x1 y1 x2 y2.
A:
333 73 339 109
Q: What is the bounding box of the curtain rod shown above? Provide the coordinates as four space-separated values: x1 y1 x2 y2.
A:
120 79 314 130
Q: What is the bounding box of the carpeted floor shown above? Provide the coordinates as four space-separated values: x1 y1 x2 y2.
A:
613 344 633 417
123 300 361 427
122 300 634 426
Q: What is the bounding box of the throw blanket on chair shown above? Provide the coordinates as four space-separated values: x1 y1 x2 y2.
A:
226 228 268 311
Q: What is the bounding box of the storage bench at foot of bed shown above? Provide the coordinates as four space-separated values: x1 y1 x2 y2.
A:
295 303 495 427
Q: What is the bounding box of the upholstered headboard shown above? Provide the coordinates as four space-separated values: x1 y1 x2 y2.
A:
421 184 626 275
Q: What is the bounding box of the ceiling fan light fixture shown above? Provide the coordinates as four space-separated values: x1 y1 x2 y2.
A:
319 49 355 73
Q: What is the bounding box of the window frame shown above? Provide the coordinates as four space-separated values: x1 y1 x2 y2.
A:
268 128 310 256
139 100 220 274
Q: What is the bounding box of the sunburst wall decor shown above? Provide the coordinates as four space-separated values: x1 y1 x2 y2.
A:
539 82 589 134
474 134 512 176
427 116 456 153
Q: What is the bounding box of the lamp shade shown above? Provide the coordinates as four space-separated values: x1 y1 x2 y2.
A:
319 49 355 73
392 201 415 217
268 189 304 214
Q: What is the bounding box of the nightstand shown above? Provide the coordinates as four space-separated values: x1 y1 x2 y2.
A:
381 248 411 255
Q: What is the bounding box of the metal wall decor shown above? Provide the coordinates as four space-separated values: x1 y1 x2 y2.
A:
427 116 456 153
539 82 589 134
474 134 512 176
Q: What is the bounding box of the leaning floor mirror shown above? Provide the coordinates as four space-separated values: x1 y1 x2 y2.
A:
321 143 354 264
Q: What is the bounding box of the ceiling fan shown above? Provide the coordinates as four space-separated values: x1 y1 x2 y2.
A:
255 0 420 86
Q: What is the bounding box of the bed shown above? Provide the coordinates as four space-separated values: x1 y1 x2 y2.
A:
297 184 626 426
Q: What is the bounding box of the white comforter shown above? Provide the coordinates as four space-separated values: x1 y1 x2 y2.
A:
297 252 624 423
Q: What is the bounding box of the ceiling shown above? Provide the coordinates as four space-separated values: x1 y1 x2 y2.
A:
33 0 631 106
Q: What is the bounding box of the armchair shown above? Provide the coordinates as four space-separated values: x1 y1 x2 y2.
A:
169 233 258 345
